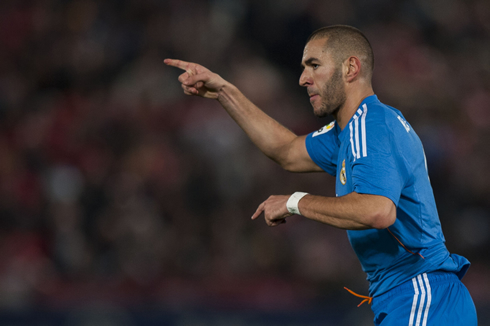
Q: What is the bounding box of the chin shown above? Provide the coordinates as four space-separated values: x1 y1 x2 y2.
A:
313 109 328 118
312 105 325 117
313 104 338 118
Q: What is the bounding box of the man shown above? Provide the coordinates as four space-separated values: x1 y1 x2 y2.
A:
165 25 477 325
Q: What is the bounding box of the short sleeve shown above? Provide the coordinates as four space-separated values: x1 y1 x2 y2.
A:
305 121 340 176
351 115 406 206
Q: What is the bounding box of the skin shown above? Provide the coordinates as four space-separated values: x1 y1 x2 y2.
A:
164 36 396 230
301 39 347 118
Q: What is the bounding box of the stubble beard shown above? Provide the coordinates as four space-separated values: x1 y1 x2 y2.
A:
314 67 346 118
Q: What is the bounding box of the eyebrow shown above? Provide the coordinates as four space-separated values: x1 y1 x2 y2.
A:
301 57 320 69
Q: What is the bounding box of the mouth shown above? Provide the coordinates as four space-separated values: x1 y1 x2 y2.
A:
309 94 319 102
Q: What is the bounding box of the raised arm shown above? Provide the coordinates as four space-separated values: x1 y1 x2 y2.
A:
164 59 322 173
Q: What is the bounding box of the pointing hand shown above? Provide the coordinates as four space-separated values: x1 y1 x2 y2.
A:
164 59 227 99
251 195 292 226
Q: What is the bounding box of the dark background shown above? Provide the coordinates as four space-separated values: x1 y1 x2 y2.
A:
0 0 489 325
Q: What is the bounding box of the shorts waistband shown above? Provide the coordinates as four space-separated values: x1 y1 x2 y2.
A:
373 271 459 307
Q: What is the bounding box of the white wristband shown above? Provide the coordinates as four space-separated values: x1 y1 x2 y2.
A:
286 192 309 215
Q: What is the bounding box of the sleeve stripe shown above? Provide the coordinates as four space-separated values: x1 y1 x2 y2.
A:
349 104 369 160
361 104 368 158
349 121 357 160
354 115 361 159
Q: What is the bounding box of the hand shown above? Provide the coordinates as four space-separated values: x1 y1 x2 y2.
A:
164 58 227 99
251 195 293 226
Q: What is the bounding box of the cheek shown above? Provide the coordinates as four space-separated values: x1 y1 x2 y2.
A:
317 70 335 88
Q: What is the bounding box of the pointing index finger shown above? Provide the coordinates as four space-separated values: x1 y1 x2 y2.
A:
164 58 192 72
251 201 266 220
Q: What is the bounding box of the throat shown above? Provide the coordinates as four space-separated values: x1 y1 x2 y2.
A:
332 105 349 130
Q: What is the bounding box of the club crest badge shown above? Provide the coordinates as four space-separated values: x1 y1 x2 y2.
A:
340 160 346 185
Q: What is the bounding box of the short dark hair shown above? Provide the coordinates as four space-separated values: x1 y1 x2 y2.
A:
307 25 374 80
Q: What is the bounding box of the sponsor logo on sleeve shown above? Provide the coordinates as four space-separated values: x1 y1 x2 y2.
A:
312 121 335 137
397 115 410 132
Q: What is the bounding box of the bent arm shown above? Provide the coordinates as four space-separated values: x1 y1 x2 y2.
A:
164 59 322 173
298 192 396 229
252 192 396 230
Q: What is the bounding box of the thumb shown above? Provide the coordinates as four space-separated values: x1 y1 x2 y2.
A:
183 72 210 87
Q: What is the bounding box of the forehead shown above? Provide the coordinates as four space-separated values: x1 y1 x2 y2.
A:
302 37 329 62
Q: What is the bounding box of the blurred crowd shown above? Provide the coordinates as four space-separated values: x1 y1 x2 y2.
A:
0 0 489 322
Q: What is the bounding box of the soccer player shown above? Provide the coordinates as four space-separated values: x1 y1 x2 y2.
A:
164 25 477 325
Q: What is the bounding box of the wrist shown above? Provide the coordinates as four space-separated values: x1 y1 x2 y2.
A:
217 81 237 103
286 192 309 215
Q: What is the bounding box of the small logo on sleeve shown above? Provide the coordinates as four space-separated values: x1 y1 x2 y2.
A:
312 121 335 137
397 115 410 132
340 160 346 185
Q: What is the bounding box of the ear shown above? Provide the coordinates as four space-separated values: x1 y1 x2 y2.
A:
344 56 361 82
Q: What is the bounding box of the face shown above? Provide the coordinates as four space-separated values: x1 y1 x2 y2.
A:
300 38 346 117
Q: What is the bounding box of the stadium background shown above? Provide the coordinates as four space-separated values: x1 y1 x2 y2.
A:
0 0 489 325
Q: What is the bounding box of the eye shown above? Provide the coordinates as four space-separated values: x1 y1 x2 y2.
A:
313 64 319 70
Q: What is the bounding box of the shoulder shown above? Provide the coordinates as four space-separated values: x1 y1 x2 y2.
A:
307 120 340 148
309 121 338 138
361 100 409 136
345 101 390 141
347 100 407 159
306 120 340 150
311 121 338 138
306 120 340 155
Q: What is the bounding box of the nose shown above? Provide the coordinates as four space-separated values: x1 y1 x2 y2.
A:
299 69 311 87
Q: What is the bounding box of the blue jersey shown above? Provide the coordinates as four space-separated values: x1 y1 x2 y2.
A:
305 95 470 297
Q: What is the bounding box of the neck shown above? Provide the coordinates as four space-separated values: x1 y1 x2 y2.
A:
334 85 374 130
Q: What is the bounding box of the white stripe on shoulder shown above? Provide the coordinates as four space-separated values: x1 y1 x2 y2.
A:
354 115 360 159
349 122 357 160
422 273 432 326
361 104 368 157
409 277 419 326
415 274 426 326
